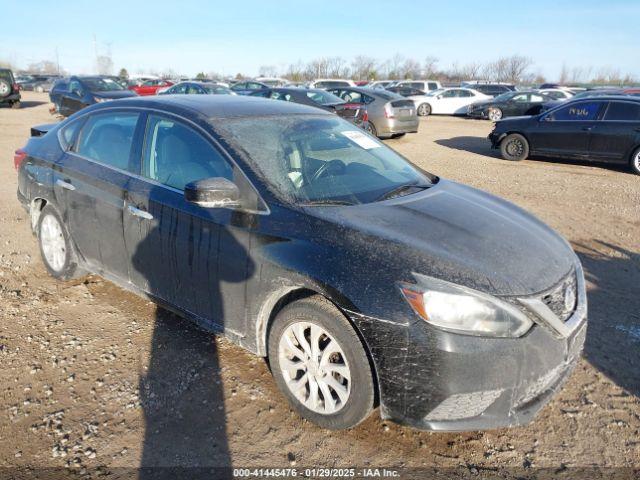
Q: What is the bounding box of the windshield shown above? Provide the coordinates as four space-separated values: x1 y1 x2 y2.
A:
215 115 432 205
82 78 125 91
204 85 232 94
492 91 517 102
306 90 344 105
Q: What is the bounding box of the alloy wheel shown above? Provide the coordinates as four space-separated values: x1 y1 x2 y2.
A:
40 214 66 272
634 151 640 172
488 108 502 121
278 321 351 415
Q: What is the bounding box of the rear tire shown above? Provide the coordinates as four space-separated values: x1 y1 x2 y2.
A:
630 147 640 175
365 121 377 137
500 133 529 161
11 101 21 109
268 295 375 430
37 205 82 280
417 103 431 116
0 79 10 98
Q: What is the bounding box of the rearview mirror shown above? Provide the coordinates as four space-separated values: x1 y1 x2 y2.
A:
184 177 240 209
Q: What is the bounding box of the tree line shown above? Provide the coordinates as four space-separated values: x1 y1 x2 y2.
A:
2 54 638 86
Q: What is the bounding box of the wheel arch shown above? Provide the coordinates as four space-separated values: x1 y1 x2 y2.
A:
256 285 381 406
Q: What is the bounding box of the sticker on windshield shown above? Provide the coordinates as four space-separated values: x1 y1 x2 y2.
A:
340 130 381 149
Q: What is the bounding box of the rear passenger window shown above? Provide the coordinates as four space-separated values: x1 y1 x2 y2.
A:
77 112 139 171
142 115 233 191
604 102 640 121
59 118 84 151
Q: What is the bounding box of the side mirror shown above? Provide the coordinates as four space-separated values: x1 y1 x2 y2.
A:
72 89 83 97
436 95 443 99
184 177 240 209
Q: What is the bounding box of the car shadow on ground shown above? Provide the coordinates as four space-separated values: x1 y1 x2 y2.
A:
435 136 497 156
574 240 640 398
138 308 232 479
0 101 48 109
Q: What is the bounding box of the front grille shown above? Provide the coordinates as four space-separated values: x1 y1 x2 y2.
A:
540 272 577 322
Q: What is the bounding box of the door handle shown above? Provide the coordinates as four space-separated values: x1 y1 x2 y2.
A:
127 205 153 220
55 179 76 191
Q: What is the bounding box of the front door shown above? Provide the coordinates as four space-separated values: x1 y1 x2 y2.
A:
529 100 605 157
123 113 255 335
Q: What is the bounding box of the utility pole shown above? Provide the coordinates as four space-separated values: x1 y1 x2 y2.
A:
55 47 60 75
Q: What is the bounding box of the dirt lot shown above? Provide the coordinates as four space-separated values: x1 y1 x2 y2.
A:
0 92 639 478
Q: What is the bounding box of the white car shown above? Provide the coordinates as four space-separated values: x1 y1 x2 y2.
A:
538 88 575 101
395 80 442 93
308 78 356 89
409 87 490 116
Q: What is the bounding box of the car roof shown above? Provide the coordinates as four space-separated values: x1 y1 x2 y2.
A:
92 94 332 118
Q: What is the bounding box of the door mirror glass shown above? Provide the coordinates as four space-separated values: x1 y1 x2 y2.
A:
184 177 240 209
72 88 83 97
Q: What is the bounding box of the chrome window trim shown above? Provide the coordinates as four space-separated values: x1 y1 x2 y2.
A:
62 105 270 216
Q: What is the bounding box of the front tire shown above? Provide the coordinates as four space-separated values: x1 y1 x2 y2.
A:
631 147 640 175
417 103 431 116
500 133 529 161
37 205 81 280
488 107 503 121
11 101 21 109
268 296 375 430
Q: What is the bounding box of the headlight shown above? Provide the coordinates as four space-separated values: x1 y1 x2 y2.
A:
399 274 533 338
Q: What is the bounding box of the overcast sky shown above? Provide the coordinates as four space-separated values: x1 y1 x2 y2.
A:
2 0 639 79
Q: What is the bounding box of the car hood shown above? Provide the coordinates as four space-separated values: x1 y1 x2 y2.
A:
92 90 138 99
309 179 575 297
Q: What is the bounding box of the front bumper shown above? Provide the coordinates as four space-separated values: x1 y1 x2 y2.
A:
467 109 488 119
351 267 588 431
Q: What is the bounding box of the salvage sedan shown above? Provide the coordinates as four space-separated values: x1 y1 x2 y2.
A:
16 95 587 431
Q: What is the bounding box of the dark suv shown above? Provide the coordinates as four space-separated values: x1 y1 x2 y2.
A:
0 68 21 109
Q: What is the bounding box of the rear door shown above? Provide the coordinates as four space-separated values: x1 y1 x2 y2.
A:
55 110 142 280
61 79 86 116
529 100 605 157
588 101 640 162
123 113 254 333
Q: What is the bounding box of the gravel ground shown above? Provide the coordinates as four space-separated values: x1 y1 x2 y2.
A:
0 92 638 478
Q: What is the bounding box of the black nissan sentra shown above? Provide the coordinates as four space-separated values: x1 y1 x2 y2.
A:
15 95 587 431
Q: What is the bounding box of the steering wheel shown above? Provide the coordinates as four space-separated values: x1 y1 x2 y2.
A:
310 159 346 183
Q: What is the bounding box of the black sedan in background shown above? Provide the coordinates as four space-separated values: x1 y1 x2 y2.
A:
16 95 586 431
250 87 368 129
159 81 234 95
50 76 137 116
467 91 550 121
230 80 269 95
489 96 640 174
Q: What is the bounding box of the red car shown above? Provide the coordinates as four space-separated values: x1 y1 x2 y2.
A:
128 79 174 96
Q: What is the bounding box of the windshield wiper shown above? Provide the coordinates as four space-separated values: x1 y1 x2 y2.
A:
300 199 355 206
376 184 429 201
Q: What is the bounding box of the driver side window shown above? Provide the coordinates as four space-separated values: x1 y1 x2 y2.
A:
142 115 233 191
